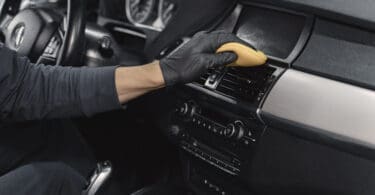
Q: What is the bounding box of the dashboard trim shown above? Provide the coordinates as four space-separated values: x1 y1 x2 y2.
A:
112 26 147 38
262 69 375 152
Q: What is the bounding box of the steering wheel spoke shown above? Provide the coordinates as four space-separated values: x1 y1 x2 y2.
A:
37 30 63 65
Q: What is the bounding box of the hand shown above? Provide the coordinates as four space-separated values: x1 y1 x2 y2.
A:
160 31 250 86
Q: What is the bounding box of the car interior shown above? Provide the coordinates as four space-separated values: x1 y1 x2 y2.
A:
1 0 375 194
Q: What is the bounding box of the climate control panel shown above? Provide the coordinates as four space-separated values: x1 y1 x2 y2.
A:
176 101 258 146
171 100 266 176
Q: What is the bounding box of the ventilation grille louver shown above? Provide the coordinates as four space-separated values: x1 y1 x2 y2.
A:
216 67 275 103
197 72 210 86
194 66 275 103
196 68 220 86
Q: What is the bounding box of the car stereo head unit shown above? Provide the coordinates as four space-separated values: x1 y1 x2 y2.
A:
169 95 267 175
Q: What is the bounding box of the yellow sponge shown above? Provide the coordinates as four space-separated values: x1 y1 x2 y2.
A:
216 42 267 67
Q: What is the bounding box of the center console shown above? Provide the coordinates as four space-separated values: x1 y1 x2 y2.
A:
169 64 281 194
164 2 313 194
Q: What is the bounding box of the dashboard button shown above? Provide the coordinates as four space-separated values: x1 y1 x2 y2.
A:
212 126 218 133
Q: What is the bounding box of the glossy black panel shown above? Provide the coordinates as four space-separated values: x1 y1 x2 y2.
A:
235 5 306 59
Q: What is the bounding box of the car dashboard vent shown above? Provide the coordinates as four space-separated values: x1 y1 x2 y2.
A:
197 72 210 86
195 66 276 104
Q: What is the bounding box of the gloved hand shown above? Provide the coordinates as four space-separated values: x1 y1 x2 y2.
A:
160 31 251 86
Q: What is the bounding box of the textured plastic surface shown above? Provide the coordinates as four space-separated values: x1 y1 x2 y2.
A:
250 0 375 31
294 19 375 90
216 42 267 67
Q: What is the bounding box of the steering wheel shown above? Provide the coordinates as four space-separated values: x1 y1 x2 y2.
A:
0 0 86 66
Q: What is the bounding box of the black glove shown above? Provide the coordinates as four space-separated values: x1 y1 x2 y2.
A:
160 31 249 86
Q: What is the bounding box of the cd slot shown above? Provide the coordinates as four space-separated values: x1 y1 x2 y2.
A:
181 140 241 175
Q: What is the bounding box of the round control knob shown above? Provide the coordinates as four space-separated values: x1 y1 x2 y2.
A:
224 123 236 138
224 120 245 140
177 103 189 116
177 102 198 117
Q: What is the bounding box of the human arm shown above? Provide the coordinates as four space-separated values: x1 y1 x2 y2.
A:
115 31 247 102
0 45 121 121
115 61 165 103
0 31 244 121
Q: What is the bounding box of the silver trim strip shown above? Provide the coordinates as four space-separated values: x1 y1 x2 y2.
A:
113 27 147 38
262 69 375 148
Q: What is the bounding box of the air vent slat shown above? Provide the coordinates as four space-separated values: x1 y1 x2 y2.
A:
196 74 209 86
221 79 239 88
194 66 276 104
215 67 276 103
222 78 238 85
217 84 236 92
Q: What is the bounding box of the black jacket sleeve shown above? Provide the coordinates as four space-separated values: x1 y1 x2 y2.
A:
0 45 121 122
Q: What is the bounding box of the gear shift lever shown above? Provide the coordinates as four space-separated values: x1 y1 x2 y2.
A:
82 161 113 195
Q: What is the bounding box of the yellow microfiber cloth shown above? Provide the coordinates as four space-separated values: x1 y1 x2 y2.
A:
216 42 267 67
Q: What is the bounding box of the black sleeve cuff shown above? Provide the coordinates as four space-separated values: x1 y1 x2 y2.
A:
79 66 122 117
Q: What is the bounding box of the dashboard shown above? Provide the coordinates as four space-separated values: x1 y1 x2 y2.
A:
14 0 375 194
94 0 375 194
